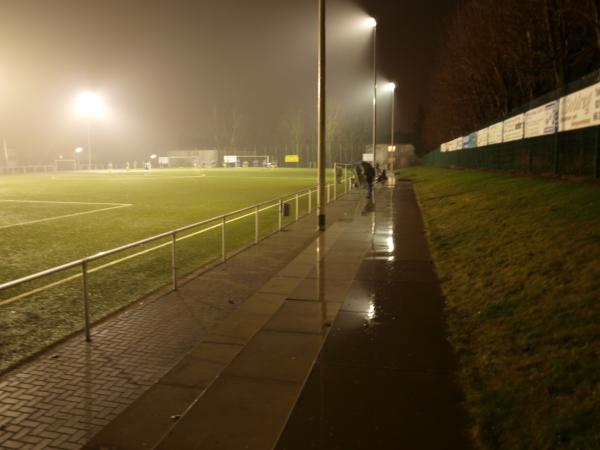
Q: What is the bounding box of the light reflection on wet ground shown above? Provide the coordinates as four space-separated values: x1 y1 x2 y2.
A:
276 182 472 450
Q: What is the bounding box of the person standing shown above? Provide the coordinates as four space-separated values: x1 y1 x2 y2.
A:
360 161 375 199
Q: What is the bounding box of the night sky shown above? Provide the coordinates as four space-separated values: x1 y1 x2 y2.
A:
358 0 460 131
0 0 459 160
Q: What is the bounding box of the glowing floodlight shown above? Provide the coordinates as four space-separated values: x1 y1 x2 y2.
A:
75 91 105 117
384 82 396 92
364 17 377 29
75 147 83 154
150 154 158 159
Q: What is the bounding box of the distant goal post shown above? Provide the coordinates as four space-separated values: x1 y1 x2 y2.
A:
223 155 271 168
54 159 77 171
167 150 218 168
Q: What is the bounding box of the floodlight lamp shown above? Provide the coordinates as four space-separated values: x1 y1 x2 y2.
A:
150 154 158 159
75 147 83 154
75 91 105 117
365 17 377 29
385 82 396 92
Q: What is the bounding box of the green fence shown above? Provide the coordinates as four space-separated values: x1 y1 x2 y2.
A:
425 127 600 178
425 70 600 179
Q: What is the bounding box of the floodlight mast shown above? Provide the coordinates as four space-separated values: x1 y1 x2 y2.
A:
387 82 396 173
387 82 396 148
317 0 326 231
75 91 103 170
370 18 377 164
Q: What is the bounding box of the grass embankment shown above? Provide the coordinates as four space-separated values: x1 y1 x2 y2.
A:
401 166 600 450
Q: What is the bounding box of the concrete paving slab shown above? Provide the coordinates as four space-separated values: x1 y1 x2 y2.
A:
258 276 304 295
204 312 271 346
276 262 316 279
187 342 243 365
161 357 225 389
84 383 203 450
287 277 353 303
224 330 324 383
264 300 341 335
234 292 287 317
155 375 300 450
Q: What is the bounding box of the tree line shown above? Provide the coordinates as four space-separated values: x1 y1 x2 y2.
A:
424 0 600 150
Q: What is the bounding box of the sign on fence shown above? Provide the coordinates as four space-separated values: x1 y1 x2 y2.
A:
488 122 504 145
525 101 559 138
477 128 489 147
462 135 470 149
454 137 463 151
559 81 600 132
503 113 525 142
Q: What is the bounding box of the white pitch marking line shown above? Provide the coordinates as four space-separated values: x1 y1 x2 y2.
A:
0 202 286 306
0 204 132 230
0 199 130 206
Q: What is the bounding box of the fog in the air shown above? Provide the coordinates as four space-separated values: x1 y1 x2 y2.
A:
0 0 384 163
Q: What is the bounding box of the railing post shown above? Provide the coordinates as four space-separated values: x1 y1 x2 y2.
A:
333 163 337 199
308 189 312 213
255 206 260 243
221 216 226 262
278 199 283 231
326 184 330 203
171 232 177 291
81 260 91 342
345 166 349 193
295 194 299 221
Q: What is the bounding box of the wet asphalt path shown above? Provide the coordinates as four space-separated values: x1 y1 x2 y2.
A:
275 181 472 450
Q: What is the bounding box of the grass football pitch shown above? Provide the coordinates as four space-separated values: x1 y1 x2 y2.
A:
0 167 340 371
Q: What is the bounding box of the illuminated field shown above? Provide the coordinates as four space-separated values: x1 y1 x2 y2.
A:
0 168 338 371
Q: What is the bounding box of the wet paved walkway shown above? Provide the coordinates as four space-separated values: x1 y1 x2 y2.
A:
276 181 472 449
87 181 471 450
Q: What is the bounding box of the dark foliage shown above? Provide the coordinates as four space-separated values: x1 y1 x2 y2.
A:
425 0 600 149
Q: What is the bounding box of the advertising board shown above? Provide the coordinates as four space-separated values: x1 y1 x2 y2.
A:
525 101 559 138
503 113 525 142
559 82 600 132
488 122 504 145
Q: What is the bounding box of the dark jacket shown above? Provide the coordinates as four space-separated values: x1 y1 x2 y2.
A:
361 162 375 182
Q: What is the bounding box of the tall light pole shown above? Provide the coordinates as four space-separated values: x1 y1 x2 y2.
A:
75 91 104 170
366 17 377 164
317 0 327 231
388 82 396 148
385 82 396 172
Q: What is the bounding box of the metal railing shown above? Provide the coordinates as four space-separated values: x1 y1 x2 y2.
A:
0 175 355 342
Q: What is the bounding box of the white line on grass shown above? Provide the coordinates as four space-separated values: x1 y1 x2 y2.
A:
0 199 130 206
0 202 132 230
0 202 283 306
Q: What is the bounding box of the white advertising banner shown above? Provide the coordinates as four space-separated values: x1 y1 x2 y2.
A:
559 82 600 132
488 122 504 145
525 101 558 138
440 143 448 152
454 137 463 151
477 128 489 147
447 140 456 151
462 136 470 149
362 153 374 162
503 113 525 142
